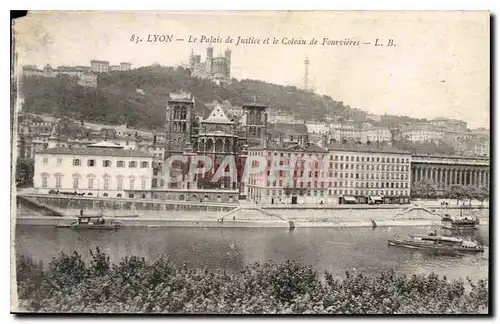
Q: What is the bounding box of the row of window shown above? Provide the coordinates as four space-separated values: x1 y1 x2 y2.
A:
41 175 148 190
251 172 410 183
265 160 411 171
248 187 410 197
69 159 149 168
250 178 409 189
41 157 150 168
252 151 411 164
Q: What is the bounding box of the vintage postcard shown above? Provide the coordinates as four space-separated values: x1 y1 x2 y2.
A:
11 10 490 314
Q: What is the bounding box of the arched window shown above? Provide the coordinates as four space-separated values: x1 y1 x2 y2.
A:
204 195 210 201
103 193 108 197
117 175 124 190
117 193 122 198
129 193 134 198
103 175 111 190
54 173 63 189
179 194 185 201
72 173 81 189
140 194 146 199
41 172 50 188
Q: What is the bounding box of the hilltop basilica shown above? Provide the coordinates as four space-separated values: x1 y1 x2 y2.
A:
189 46 232 84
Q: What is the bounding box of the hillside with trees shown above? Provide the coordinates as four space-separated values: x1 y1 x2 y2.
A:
19 65 429 130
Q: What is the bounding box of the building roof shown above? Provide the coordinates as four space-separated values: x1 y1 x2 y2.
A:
248 142 326 153
87 141 123 148
202 104 233 124
327 142 411 155
37 147 153 158
242 103 268 109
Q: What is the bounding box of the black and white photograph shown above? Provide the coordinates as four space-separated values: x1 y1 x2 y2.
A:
10 10 490 315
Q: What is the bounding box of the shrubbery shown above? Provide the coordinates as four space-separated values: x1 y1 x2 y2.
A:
15 248 488 314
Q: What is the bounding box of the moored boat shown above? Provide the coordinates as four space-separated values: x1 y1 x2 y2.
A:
388 233 484 253
56 216 121 230
441 211 480 230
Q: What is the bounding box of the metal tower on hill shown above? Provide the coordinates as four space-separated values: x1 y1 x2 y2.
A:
304 55 309 91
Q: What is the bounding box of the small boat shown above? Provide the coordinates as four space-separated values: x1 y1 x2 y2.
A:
388 232 484 253
56 216 121 230
441 216 479 230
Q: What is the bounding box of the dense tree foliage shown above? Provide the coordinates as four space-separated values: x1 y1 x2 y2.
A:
21 75 166 129
444 185 489 205
20 66 429 130
411 181 489 204
15 158 34 187
411 180 437 199
16 249 488 314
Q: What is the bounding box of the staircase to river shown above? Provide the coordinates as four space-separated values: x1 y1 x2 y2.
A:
16 195 65 216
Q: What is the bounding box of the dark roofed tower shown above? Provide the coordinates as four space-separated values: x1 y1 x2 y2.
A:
164 92 195 188
242 103 268 147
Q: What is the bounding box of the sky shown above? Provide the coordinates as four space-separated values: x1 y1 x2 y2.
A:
13 11 490 128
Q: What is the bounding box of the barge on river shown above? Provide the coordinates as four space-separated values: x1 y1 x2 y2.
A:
56 215 121 230
388 233 484 253
441 214 479 231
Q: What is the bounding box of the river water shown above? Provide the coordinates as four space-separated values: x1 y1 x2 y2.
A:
14 224 489 281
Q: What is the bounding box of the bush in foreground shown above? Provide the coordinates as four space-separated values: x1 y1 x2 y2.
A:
15 248 488 314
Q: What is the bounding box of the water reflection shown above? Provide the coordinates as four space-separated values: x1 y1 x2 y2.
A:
15 225 489 281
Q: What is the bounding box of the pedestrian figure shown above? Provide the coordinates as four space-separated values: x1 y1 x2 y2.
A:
233 216 235 221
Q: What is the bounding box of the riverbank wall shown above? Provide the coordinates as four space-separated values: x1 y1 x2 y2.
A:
15 194 489 229
15 215 451 229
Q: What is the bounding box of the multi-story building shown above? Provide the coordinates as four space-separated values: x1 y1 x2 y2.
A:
246 138 412 205
247 137 327 204
329 123 362 142
34 141 153 198
361 125 392 143
472 138 490 157
306 121 329 135
90 60 110 73
21 65 97 87
401 124 445 143
268 109 304 124
120 62 132 71
429 118 467 133
326 143 412 204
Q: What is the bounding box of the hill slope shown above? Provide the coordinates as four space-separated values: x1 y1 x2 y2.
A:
19 65 427 130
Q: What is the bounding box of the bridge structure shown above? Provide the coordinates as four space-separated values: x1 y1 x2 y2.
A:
411 154 490 191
